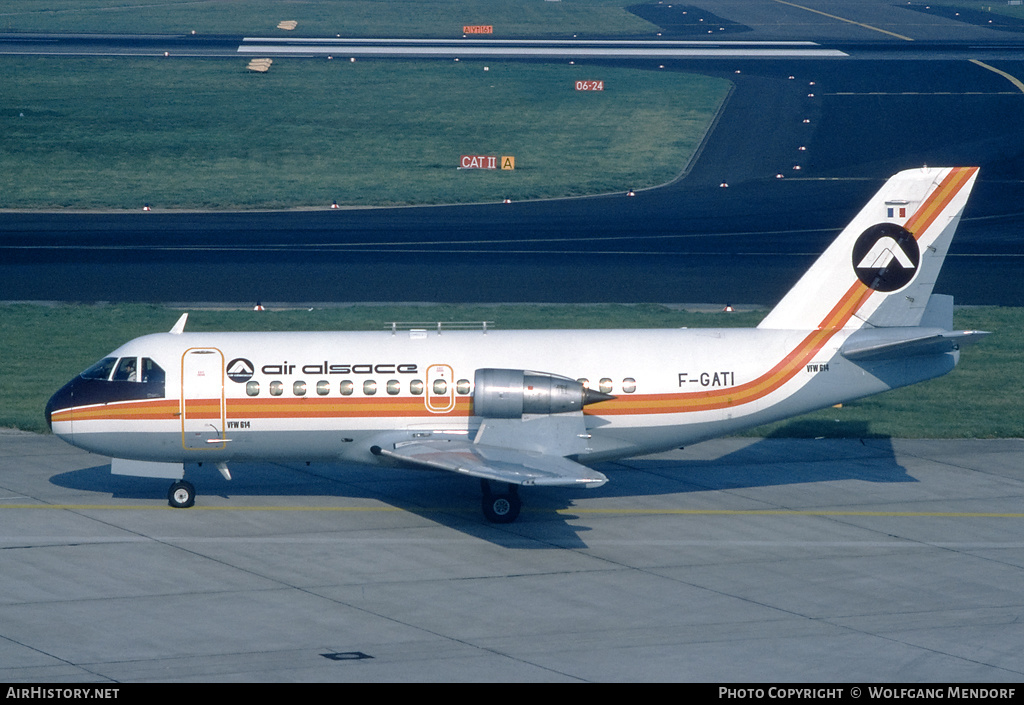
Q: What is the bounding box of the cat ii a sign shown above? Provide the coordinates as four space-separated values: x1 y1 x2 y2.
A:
459 155 515 170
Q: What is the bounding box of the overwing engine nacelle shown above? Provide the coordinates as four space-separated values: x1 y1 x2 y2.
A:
472 368 613 418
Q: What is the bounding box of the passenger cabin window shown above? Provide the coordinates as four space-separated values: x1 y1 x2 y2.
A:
340 380 354 396
622 378 637 393
363 380 377 396
246 381 260 397
270 381 283 396
386 380 401 395
293 381 307 396
316 380 331 396
457 379 471 395
410 380 424 395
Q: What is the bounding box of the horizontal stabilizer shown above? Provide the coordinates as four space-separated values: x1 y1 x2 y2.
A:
372 440 607 488
840 327 989 361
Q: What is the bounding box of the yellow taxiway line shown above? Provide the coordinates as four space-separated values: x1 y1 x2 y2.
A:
563 508 1024 518
771 0 915 41
970 59 1024 94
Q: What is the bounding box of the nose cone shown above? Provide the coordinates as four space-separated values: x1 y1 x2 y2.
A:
45 379 77 433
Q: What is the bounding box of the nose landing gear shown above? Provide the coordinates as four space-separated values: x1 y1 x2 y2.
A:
167 480 196 509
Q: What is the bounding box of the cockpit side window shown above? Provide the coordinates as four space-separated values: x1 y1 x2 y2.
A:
113 357 139 382
140 358 165 385
81 357 118 380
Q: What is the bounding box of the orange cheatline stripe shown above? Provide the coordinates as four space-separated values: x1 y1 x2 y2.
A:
904 167 977 238
52 399 179 423
587 286 869 415
53 395 474 423
593 169 976 417
53 171 979 425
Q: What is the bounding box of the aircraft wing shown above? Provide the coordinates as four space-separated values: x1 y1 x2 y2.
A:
371 440 608 488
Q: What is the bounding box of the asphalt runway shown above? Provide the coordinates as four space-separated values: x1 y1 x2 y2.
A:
2 431 1023 682
3 6 1024 306
1 53 1021 305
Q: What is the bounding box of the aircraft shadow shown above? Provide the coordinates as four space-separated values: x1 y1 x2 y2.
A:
50 426 914 549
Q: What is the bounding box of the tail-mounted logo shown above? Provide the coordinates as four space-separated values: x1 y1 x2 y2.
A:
852 223 919 292
226 358 255 383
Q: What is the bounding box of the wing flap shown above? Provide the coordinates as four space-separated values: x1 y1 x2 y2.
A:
373 440 607 488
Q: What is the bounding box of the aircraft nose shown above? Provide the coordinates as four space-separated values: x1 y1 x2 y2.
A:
45 379 76 433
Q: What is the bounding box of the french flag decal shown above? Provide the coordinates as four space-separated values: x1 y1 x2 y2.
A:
886 201 908 219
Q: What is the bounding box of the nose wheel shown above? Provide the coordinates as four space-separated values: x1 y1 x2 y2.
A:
481 481 521 523
168 480 196 508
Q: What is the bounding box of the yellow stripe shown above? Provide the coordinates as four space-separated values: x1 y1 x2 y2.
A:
560 508 1024 518
0 503 404 512
904 166 976 237
771 0 915 41
970 59 1024 95
4 504 1024 519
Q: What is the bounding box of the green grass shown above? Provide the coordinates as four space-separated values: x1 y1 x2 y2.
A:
0 1 658 37
0 1 729 209
0 57 731 209
2 303 1019 438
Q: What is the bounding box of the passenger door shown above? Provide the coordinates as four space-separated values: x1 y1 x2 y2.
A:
181 348 227 450
425 363 456 413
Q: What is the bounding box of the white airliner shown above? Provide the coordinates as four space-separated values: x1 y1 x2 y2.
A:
46 167 987 522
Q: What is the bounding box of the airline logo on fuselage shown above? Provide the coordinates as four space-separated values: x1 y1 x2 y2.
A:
226 357 418 382
226 358 255 383
852 223 920 292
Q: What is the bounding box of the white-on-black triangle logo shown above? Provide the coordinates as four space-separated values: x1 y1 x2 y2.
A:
852 223 920 292
226 358 255 383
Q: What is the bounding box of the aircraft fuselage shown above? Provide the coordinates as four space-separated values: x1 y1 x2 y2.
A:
46 324 955 466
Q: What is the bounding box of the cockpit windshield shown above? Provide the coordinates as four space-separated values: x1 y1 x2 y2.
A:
74 356 167 403
82 357 118 380
81 357 165 386
48 356 169 425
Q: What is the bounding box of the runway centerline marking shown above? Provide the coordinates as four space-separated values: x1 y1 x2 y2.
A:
970 59 1024 95
771 0 915 41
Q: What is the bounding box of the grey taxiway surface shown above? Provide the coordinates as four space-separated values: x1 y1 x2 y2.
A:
2 431 1023 682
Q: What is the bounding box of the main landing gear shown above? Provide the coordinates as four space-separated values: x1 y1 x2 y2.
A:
167 480 196 509
481 480 521 524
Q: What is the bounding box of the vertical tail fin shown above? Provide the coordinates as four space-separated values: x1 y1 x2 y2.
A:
758 166 979 331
